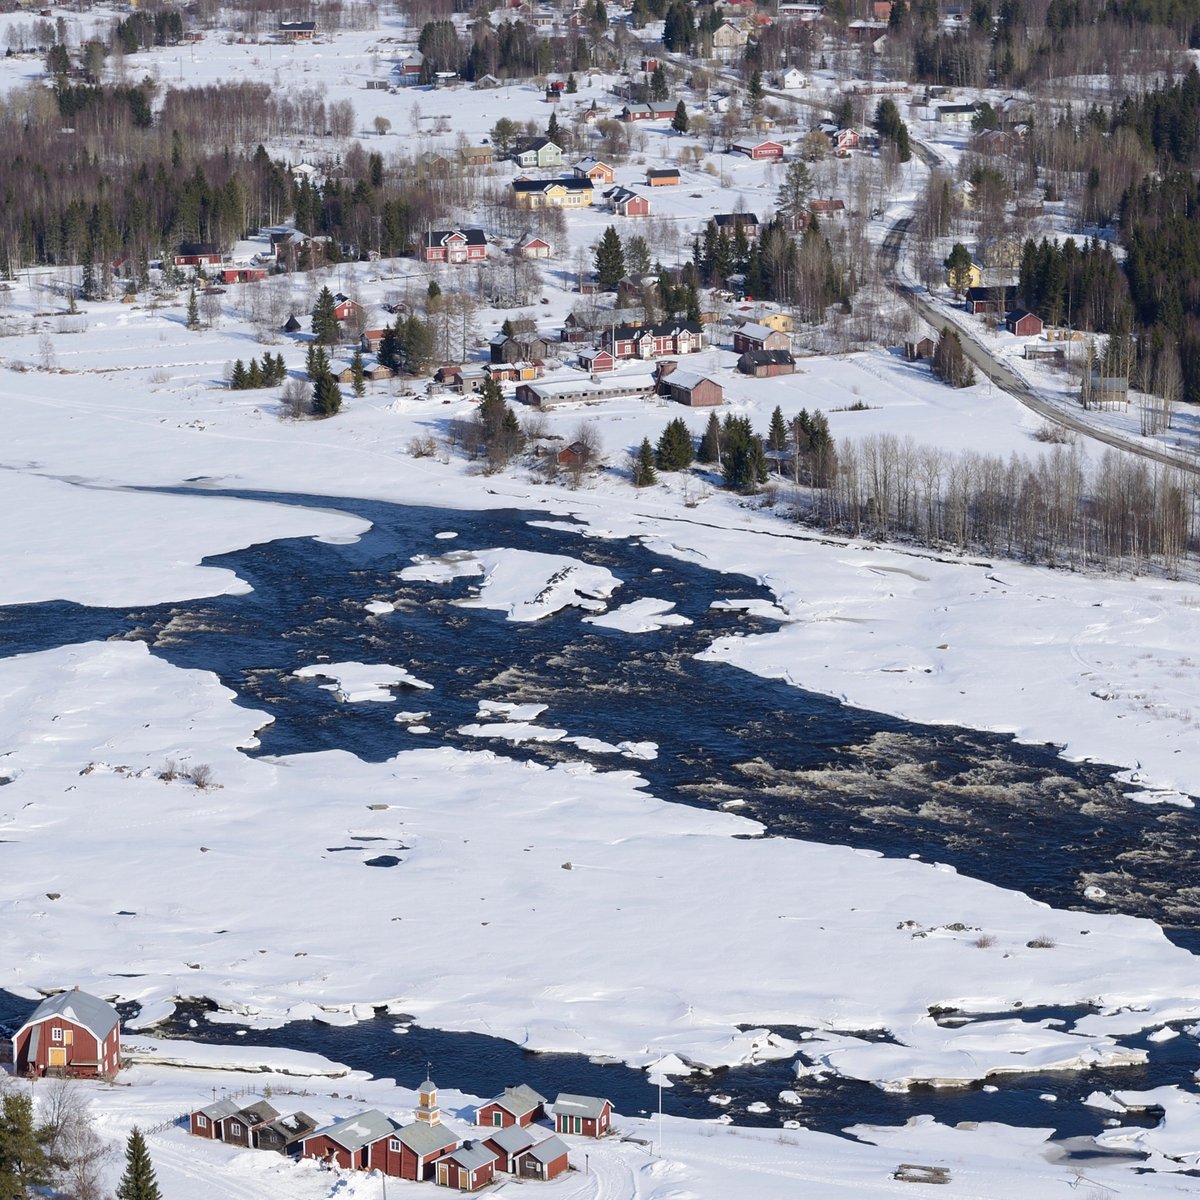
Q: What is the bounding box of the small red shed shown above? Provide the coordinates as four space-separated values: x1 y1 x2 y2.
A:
516 1134 571 1181
1006 309 1044 337
435 1142 498 1192
482 1124 536 1173
12 988 121 1080
189 1097 242 1139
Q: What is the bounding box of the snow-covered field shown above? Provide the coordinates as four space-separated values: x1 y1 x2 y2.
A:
3 6 1200 1195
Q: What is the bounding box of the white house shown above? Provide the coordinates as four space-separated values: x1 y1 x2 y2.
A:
779 67 807 89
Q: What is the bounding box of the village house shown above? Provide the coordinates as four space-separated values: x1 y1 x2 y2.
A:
936 102 978 125
713 19 750 57
482 1124 536 1173
490 331 551 363
808 198 846 222
486 361 543 383
218 1101 280 1148
847 17 888 42
730 139 785 161
738 348 796 377
329 292 361 323
516 232 553 259
573 157 616 184
12 988 121 1080
965 285 1020 315
646 167 681 187
420 229 488 265
391 51 424 85
460 145 494 166
733 322 790 353
174 241 223 267
1006 309 1044 337
361 328 387 353
220 266 267 284
516 1135 571 1181
713 212 760 241
477 1084 548 1128
301 1110 404 1172
279 20 316 39
779 66 807 89
578 346 616 372
656 361 723 406
435 1142 498 1192
512 178 594 209
190 1098 242 1139
513 137 563 169
255 1112 319 1154
378 1120 461 1181
605 186 651 217
949 259 985 291
620 102 677 121
551 1093 613 1137
601 320 704 359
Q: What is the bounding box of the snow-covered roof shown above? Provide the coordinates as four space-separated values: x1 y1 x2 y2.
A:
488 1083 547 1115
18 989 119 1043
447 1141 498 1170
314 1109 401 1152
552 1093 610 1119
662 368 716 391
738 322 776 340
398 1121 459 1155
485 1124 536 1153
525 1134 569 1163
196 1097 243 1121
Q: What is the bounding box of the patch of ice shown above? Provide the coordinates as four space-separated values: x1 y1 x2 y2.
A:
294 662 433 701
584 598 693 633
458 722 567 744
364 600 395 615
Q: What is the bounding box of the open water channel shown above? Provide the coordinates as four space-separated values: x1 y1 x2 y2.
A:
2 489 1199 1145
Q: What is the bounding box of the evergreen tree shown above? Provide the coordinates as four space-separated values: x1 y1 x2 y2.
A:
944 243 974 296
490 117 518 158
427 280 441 301
546 110 561 143
748 68 764 114
186 287 199 330
767 405 788 451
378 323 401 371
721 415 768 491
671 99 689 134
566 73 577 93
697 410 722 463
932 325 975 388
594 225 626 290
501 317 515 337
306 342 330 381
230 359 247 389
776 160 814 231
311 286 339 345
655 417 694 470
115 1128 161 1200
313 368 343 416
632 437 657 486
650 62 668 101
351 349 366 397
0 1091 51 1199
246 357 263 388
401 315 435 374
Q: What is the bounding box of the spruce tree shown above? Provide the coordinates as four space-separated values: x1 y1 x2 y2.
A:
697 410 722 464
351 349 366 397
546 110 561 143
230 359 247 390
650 62 668 102
313 368 343 416
246 357 263 388
632 437 657 486
566 72 577 93
0 1091 51 1197
311 286 339 345
594 226 626 290
655 417 694 470
671 99 689 134
767 405 788 451
115 1128 161 1200
186 287 199 330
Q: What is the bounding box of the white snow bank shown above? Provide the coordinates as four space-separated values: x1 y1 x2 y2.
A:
584 597 693 632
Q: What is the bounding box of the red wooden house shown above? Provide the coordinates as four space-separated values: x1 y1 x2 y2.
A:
601 321 703 359
221 1100 280 1148
579 346 615 372
190 1097 242 1139
731 139 784 160
551 1093 612 1137
331 293 361 322
738 349 795 376
220 267 268 284
361 329 387 353
733 322 790 353
1006 309 1044 336
434 1142 498 1192
656 363 724 407
477 1084 548 1128
516 1135 571 1180
482 1124 536 1173
255 1112 319 1154
301 1110 403 1171
174 241 223 267
605 186 651 217
387 1120 461 1180
12 988 121 1080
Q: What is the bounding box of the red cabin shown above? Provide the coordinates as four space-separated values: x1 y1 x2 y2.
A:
189 1097 243 1139
435 1142 498 1192
12 988 121 1080
477 1084 548 1129
301 1110 402 1171
551 1093 612 1137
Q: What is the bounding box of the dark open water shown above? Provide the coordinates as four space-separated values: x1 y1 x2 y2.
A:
2 488 1197 1143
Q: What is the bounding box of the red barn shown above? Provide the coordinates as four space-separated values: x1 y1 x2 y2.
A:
731 139 784 160
220 267 268 284
477 1084 548 1129
12 988 121 1080
657 364 724 407
1006 309 1044 337
551 1093 612 1137
435 1142 498 1192
301 1110 402 1171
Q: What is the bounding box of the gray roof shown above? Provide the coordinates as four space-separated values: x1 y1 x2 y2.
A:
231 1101 280 1127
314 1109 402 1152
552 1093 610 1120
197 1097 243 1121
398 1121 460 1156
19 990 119 1042
525 1134 570 1164
489 1084 547 1116
448 1142 498 1170
484 1124 536 1153
263 1112 318 1143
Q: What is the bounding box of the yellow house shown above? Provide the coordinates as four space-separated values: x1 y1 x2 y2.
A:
757 310 794 334
946 260 984 290
512 178 594 210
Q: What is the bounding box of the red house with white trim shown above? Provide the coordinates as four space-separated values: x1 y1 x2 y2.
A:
420 229 488 265
12 988 121 1080
731 139 784 160
435 1142 498 1192
551 1093 612 1137
189 1098 242 1139
477 1084 548 1129
301 1110 403 1171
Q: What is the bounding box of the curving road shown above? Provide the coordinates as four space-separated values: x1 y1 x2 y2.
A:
879 151 1200 477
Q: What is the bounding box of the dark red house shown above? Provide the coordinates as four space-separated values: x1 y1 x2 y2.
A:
255 1112 319 1154
482 1124 536 1173
738 348 795 376
221 1100 280 1148
301 1109 402 1171
656 363 724 407
516 1134 571 1180
12 988 121 1080
551 1093 612 1137
387 1120 461 1180
434 1142 498 1192
174 242 223 267
420 229 488 265
601 321 703 359
731 139 784 160
220 267 268 284
733 322 790 354
1006 309 1044 336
